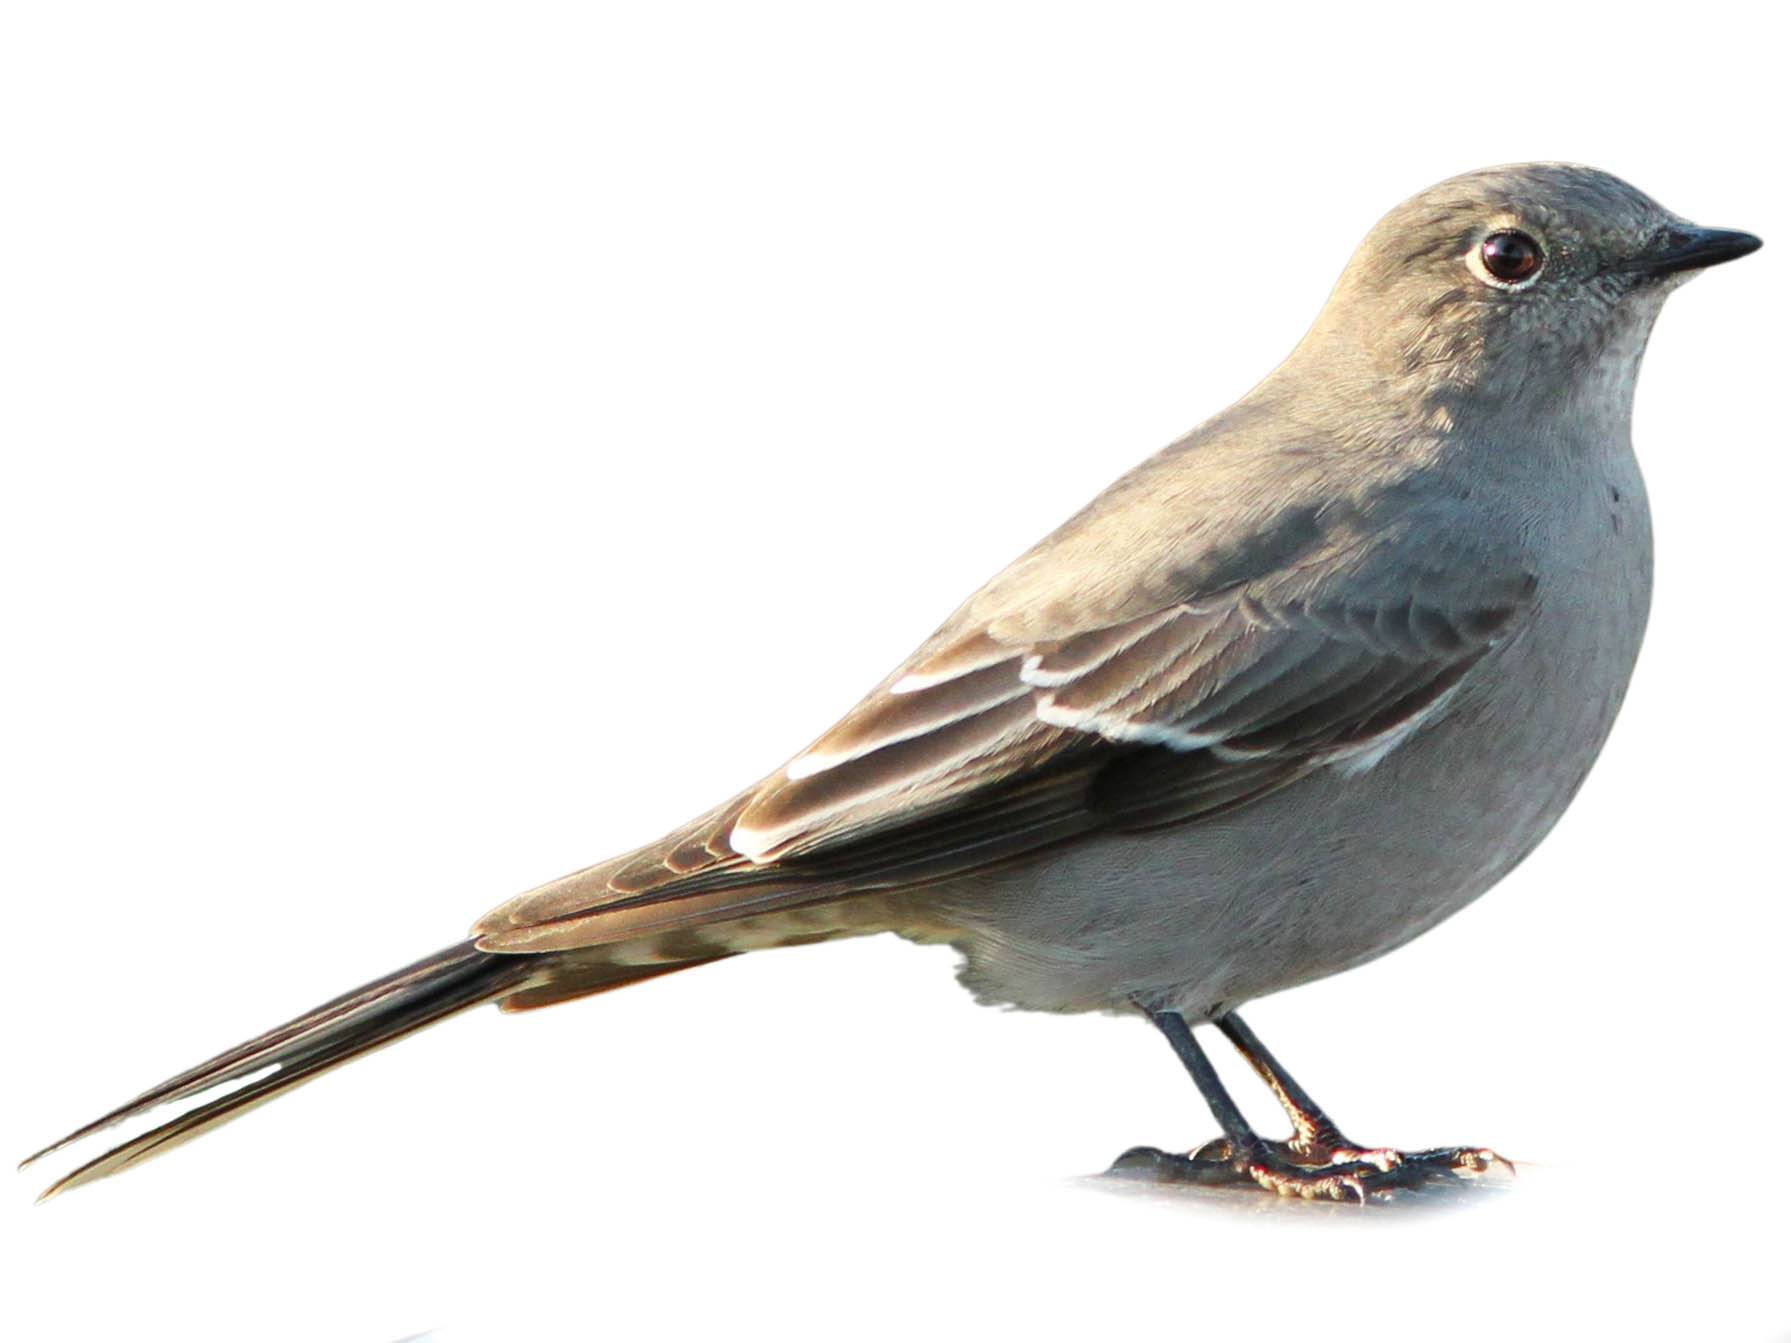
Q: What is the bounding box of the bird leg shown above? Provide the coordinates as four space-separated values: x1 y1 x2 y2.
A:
1110 1008 1511 1201
1211 1012 1392 1168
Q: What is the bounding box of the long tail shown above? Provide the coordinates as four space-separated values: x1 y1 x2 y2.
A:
21 940 535 1201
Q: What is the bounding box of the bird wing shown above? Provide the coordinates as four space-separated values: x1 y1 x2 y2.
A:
474 564 1537 953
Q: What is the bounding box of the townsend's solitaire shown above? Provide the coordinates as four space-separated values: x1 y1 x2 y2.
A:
27 163 1761 1202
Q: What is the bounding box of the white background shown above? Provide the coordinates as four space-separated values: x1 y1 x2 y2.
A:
3 3 1785 1340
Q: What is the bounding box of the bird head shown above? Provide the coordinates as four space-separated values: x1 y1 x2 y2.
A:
1301 163 1760 422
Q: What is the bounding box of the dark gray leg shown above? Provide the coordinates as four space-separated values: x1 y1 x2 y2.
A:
1109 1008 1511 1201
1216 1012 1360 1163
1218 1010 1512 1181
1106 1010 1264 1188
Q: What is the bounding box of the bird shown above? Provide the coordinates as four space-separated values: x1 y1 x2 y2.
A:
24 163 1760 1203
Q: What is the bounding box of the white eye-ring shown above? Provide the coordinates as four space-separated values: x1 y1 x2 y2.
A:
1468 229 1546 289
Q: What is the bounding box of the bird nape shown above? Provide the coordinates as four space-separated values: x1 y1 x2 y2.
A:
25 163 1760 1204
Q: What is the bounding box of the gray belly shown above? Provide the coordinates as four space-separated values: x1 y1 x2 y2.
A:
918 490 1652 1017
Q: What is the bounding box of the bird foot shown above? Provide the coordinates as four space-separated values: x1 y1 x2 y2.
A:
1110 1137 1512 1202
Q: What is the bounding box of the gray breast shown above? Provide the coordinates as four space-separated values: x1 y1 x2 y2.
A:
921 451 1653 1018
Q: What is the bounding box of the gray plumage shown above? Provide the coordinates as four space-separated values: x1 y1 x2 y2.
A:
26 163 1759 1199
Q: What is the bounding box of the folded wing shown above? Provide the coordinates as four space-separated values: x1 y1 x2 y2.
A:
475 577 1535 953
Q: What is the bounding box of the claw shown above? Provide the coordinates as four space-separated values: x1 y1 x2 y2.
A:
1245 1149 1376 1203
1190 1137 1234 1162
1111 1137 1513 1201
1444 1146 1515 1178
1131 1011 1515 1205
1108 1145 1237 1186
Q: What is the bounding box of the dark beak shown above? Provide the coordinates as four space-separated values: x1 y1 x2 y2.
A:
1614 225 1763 277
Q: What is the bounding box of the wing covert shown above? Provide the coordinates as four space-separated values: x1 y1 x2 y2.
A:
474 577 1534 952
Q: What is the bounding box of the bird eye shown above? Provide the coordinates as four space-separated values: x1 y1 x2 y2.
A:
1478 230 1543 285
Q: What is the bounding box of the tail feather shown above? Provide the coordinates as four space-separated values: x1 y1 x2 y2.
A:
23 940 533 1200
